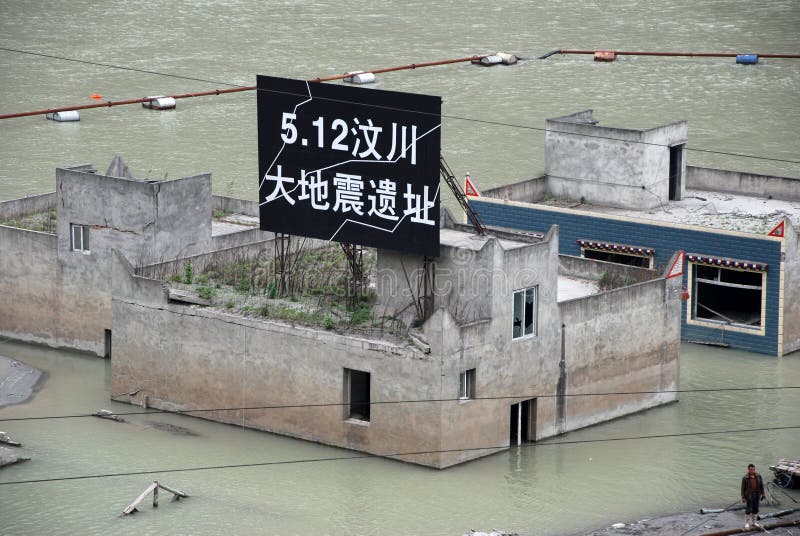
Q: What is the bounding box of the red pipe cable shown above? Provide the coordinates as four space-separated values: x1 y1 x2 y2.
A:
558 49 800 58
0 54 490 120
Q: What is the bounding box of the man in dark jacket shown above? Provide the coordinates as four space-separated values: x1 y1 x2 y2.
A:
741 463 766 528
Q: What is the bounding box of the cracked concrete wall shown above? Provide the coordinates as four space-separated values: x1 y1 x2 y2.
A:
545 110 687 209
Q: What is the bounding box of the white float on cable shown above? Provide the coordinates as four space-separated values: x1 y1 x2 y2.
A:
473 52 518 66
45 110 80 122
343 71 376 84
142 96 177 110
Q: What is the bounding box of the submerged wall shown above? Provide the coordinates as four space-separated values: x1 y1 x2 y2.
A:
0 225 106 354
111 252 449 467
558 275 681 431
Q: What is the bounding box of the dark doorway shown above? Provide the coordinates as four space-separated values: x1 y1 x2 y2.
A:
104 329 112 358
510 399 537 445
668 144 684 201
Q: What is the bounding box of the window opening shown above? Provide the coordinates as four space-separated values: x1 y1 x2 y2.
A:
692 264 764 328
459 369 476 400
344 368 370 422
512 287 538 339
70 224 90 253
583 248 651 268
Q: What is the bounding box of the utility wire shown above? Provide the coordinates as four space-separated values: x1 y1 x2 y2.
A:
0 424 797 486
1 46 798 165
1 386 798 423
0 46 246 88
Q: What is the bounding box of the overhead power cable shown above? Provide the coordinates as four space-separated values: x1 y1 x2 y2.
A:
1 385 798 423
0 46 798 166
0 424 797 486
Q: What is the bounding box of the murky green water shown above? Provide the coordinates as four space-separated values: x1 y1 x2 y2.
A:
1 339 798 535
1 1 799 533
1 0 799 206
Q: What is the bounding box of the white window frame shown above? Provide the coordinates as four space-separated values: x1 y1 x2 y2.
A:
459 368 476 401
70 224 90 254
686 262 767 335
512 286 538 340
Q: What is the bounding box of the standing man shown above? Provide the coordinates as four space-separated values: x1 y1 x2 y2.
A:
741 463 766 529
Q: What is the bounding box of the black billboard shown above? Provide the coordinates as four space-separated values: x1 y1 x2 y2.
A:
257 75 441 257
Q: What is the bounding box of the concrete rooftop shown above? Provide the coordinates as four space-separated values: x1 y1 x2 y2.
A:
541 189 800 234
439 228 531 251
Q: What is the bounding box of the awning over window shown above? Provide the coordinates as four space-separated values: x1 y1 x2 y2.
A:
576 239 654 256
686 253 767 271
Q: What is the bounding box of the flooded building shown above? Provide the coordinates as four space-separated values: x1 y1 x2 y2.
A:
1 158 683 467
470 110 800 356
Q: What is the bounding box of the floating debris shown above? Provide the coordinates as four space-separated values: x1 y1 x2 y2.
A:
0 431 21 447
0 446 30 468
92 409 126 423
122 480 189 516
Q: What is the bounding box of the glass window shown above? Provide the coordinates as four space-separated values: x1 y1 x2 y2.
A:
70 224 90 253
459 369 476 400
513 286 538 340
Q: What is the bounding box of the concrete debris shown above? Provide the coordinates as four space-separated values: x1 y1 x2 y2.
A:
0 446 30 468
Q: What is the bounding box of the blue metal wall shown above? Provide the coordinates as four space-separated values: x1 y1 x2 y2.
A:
472 200 782 355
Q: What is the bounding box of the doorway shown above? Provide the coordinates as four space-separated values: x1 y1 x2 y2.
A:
104 329 112 358
668 144 684 201
510 398 537 445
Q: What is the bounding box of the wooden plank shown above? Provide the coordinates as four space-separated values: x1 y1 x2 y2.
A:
122 482 158 515
157 482 189 498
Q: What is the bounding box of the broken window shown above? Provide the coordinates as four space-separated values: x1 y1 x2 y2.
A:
344 368 370 422
583 249 651 268
512 286 537 340
459 368 476 400
70 223 90 253
691 263 764 329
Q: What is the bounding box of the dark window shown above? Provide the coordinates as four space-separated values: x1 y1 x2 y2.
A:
583 248 650 268
344 368 370 422
692 265 763 328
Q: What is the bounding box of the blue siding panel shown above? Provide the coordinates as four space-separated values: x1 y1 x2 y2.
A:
473 200 782 355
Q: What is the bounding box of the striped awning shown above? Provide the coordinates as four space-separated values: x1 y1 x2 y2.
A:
576 239 654 256
686 253 767 271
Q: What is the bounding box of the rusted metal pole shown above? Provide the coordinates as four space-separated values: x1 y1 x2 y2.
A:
557 49 800 58
0 54 490 120
309 55 488 82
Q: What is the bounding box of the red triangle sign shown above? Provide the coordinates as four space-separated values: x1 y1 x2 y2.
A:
666 251 684 279
767 220 785 238
465 175 480 197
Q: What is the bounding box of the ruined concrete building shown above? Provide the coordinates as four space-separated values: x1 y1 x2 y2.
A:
1 158 683 467
471 110 800 356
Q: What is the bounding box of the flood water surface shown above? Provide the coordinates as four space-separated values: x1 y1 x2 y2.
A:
0 340 798 535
